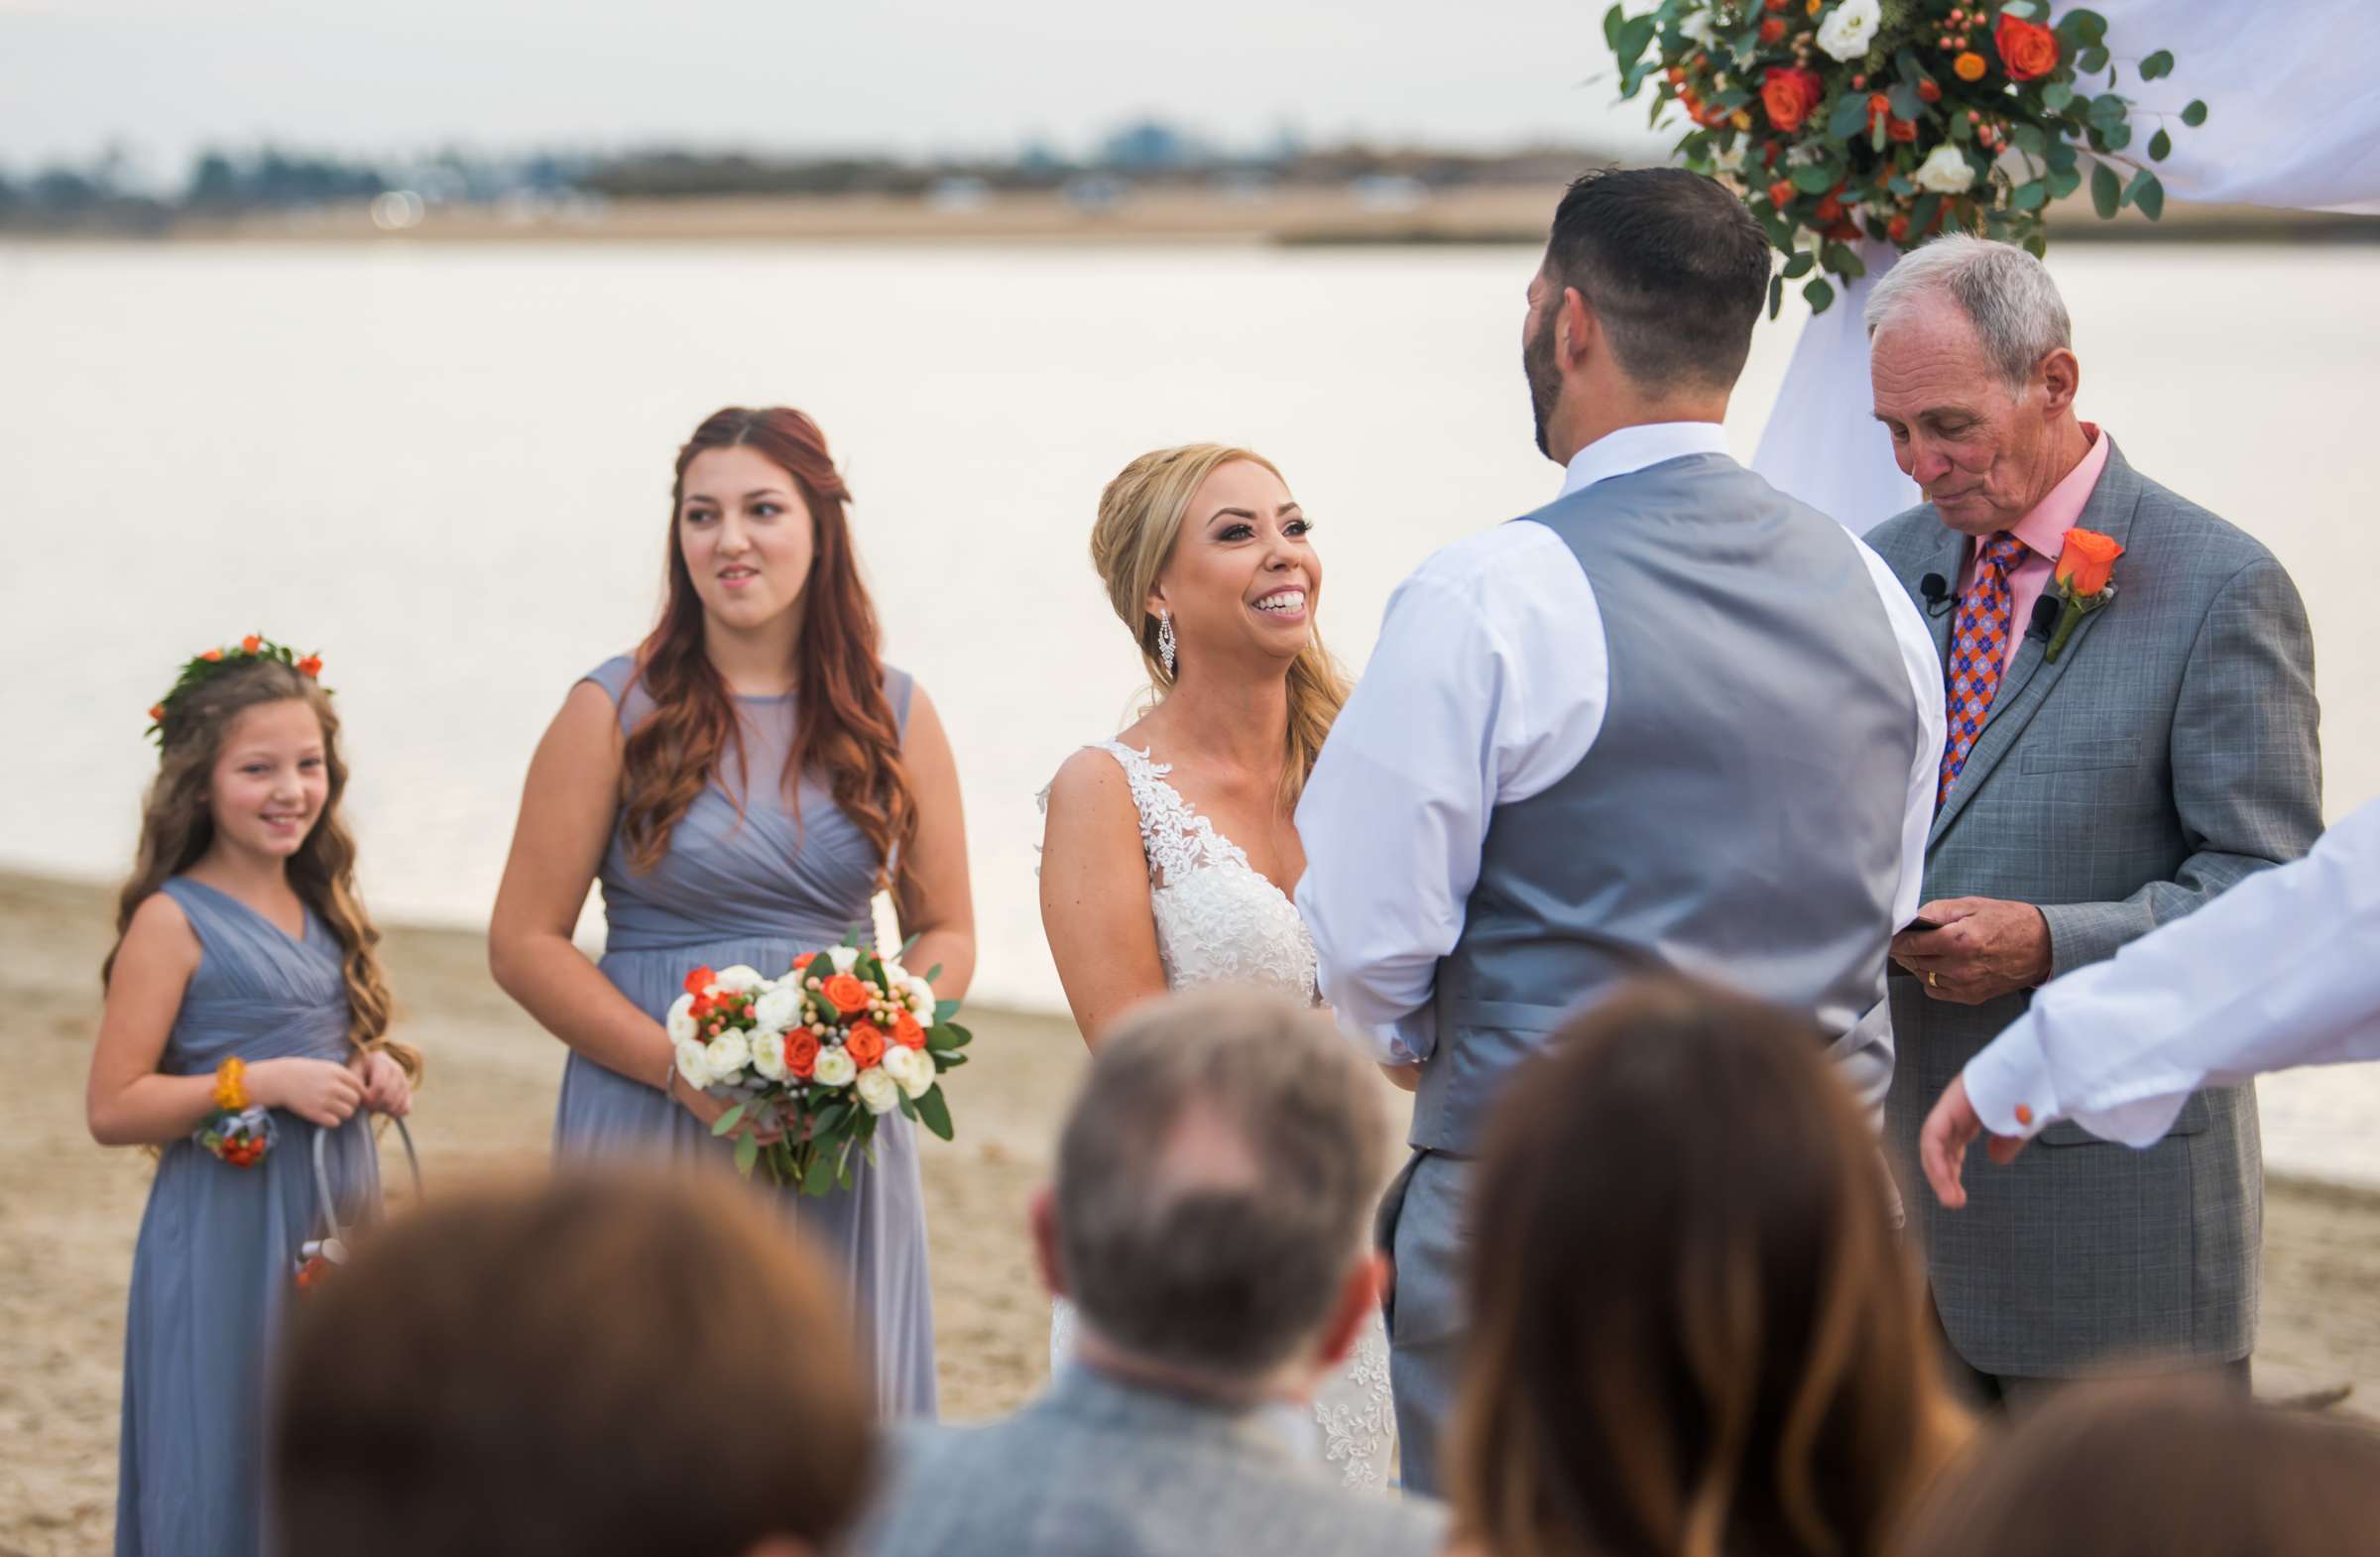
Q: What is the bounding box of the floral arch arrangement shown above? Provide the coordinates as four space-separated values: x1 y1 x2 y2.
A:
1605 1 2208 312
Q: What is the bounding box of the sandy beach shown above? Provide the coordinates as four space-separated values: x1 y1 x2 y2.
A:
4 866 2375 1556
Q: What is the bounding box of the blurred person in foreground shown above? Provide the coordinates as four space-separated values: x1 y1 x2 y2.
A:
1445 979 1967 1557
272 1167 875 1557
1895 1378 2380 1557
859 988 1447 1557
1918 794 2380 1207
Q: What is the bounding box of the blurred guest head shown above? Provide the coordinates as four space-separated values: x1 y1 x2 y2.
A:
1864 235 2084 536
273 1166 874 1557
1036 987 1387 1402
1897 1378 2380 1557
1450 977 1966 1557
623 406 915 889
1525 167 1771 461
1092 443 1349 802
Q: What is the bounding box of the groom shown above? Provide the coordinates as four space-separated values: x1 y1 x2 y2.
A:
1296 168 1945 1494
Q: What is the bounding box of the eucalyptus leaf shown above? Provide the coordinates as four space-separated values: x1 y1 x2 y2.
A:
1782 251 1815 279
1602 4 1624 51
1615 14 1657 70
1821 243 1866 281
1768 274 1784 320
2011 180 2050 212
2046 142 2080 173
1999 0 2036 14
2097 122 2132 153
1911 192 1942 232
934 998 961 1022
1803 277 1836 314
2126 168 2165 219
2078 45 2109 73
2042 80 2076 112
2090 161 2121 219
924 964 943 984
1888 83 1923 124
2149 127 2172 162
734 1130 759 1175
1828 91 1871 140
2182 99 2208 127
2011 123 2048 157
2140 49 2174 80
2023 230 2049 259
1791 162 1840 194
710 1101 747 1138
2049 168 2082 198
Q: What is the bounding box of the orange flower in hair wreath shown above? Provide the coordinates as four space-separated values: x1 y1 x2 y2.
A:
146 634 330 746
2045 529 2123 662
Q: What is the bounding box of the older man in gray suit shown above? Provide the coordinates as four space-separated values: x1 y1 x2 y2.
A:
1864 236 2322 1403
857 988 1446 1557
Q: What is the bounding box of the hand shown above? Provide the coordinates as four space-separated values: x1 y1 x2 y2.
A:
1918 1074 2031 1209
1890 897 2053 1005
1377 1061 1421 1093
667 1070 784 1144
351 1050 413 1117
249 1057 366 1129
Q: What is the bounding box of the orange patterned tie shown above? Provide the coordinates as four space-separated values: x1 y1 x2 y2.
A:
1938 532 2029 807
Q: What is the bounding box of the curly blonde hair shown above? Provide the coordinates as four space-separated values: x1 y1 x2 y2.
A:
1091 443 1350 807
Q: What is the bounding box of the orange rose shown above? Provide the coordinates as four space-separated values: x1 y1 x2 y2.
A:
791 952 815 972
2054 529 2124 597
1764 0 1787 10
783 1028 820 1080
845 1020 887 1069
1993 13 2060 81
1813 183 1846 224
297 655 322 678
148 702 165 721
1954 51 1987 81
822 973 869 1015
1917 77 1942 103
892 1011 926 1049
1759 66 1823 133
1887 214 1911 244
241 634 262 652
1887 116 1918 143
200 649 223 661
1767 179 1795 208
683 965 715 998
1759 17 1785 44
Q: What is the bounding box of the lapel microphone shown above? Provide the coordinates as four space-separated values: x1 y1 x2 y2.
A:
2027 595 2062 642
1919 573 1954 616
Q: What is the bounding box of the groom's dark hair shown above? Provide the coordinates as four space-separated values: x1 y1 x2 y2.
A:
1543 167 1771 391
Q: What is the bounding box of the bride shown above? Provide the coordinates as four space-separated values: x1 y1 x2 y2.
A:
1038 441 1398 1489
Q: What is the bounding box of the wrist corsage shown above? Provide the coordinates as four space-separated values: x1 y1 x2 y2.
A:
193 1057 275 1167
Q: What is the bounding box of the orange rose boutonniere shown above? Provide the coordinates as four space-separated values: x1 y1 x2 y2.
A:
2046 528 2124 662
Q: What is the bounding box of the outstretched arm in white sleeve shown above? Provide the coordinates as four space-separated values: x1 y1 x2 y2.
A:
1920 795 2380 1208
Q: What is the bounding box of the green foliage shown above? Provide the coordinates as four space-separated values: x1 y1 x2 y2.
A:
2182 99 2209 126
2090 161 2122 218
2127 168 2166 220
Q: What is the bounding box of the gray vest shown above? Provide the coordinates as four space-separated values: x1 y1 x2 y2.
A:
1410 454 1919 1154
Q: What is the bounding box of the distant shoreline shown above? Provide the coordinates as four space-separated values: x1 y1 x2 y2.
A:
7 184 2375 248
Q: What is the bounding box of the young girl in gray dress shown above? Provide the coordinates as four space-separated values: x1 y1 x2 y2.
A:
491 407 976 1418
88 641 419 1557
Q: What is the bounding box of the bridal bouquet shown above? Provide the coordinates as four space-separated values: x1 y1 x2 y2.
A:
668 937 970 1194
1604 1 2207 312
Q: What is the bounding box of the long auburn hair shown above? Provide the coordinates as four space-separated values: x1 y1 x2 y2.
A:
1450 978 1967 1557
619 407 914 889
1091 443 1349 807
105 658 422 1086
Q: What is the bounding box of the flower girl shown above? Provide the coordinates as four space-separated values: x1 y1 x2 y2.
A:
86 638 417 1557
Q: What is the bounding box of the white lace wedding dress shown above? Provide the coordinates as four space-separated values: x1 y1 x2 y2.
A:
1041 740 1399 1489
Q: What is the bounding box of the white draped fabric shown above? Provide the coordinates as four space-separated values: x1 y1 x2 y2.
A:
1752 0 2380 531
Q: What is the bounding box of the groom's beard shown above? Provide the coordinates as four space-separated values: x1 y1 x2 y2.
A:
1523 305 1559 459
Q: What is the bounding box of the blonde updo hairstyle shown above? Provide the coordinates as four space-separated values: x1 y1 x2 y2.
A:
1091 443 1350 807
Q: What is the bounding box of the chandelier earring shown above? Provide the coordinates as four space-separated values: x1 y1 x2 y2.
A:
1156 610 1177 677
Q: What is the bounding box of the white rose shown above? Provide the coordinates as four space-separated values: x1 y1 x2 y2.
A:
813 1046 858 1088
882 1044 935 1100
828 945 861 974
704 1029 752 1082
752 983 802 1033
854 1066 900 1116
1913 142 1977 194
1815 0 1880 62
665 993 698 1044
1712 139 1746 177
711 964 766 995
1679 11 1717 48
673 1035 713 1090
750 1029 787 1082
906 976 938 1017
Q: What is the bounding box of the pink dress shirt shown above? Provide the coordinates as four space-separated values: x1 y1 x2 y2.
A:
1954 423 2111 676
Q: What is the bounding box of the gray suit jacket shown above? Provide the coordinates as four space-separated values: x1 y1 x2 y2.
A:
1865 438 2320 1377
856 1367 1448 1557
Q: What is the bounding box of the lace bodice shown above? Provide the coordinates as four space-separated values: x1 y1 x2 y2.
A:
1093 741 1319 1003
1041 742 1393 1489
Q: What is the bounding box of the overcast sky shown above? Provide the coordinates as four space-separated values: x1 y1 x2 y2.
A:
0 0 1659 180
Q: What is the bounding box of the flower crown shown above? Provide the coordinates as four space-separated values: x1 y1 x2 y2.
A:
146 635 328 746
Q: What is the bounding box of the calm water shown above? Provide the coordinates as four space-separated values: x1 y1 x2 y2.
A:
4 239 2374 1182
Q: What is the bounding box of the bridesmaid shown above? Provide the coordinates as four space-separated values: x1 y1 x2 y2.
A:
490 406 973 1417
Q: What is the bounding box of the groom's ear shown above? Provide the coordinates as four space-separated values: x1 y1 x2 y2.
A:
1030 1184 1069 1301
1557 285 1598 372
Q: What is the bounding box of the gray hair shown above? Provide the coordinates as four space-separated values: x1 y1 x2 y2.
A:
1863 234 2073 388
1055 989 1388 1378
